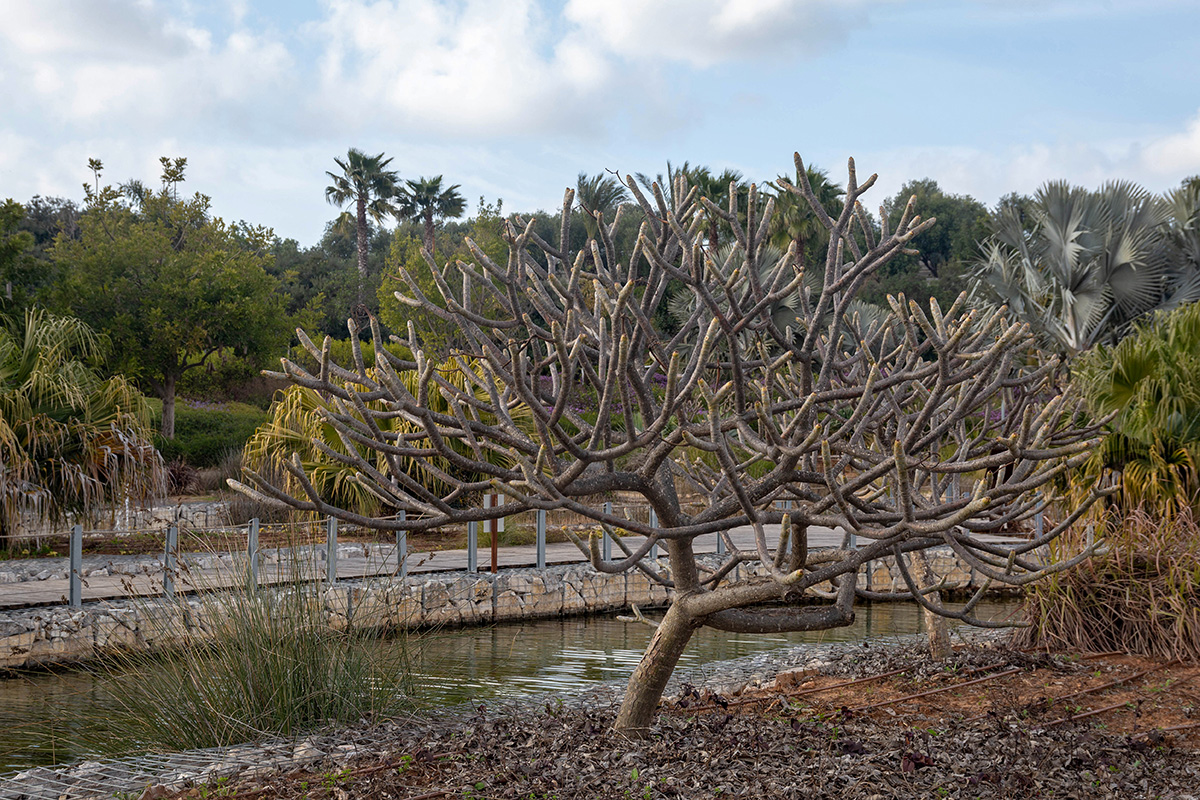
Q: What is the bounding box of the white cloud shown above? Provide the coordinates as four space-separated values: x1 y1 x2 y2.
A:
0 0 293 130
562 0 873 68
1142 109 1200 177
313 0 614 136
859 113 1200 211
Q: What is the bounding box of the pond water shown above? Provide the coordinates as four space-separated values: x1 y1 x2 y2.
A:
0 599 1019 775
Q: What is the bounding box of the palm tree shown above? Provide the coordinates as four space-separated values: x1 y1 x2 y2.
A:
1074 301 1200 516
242 356 532 516
972 180 1200 354
575 172 630 242
399 176 466 254
687 167 747 251
325 149 402 302
0 309 162 545
634 161 699 218
769 165 844 270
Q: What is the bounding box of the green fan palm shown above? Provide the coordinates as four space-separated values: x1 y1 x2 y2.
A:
0 310 162 545
325 149 402 300
1075 301 1200 516
398 176 466 254
242 358 532 517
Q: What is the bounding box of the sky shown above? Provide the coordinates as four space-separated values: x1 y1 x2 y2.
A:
2 0 1199 247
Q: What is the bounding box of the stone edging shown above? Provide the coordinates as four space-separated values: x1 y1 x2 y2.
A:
0 545 1008 671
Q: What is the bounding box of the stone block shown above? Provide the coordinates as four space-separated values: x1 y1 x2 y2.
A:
493 589 524 621
520 580 562 619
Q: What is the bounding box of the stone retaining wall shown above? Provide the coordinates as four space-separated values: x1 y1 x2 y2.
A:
0 545 1008 670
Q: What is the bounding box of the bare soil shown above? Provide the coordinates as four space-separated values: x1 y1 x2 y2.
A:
157 645 1200 800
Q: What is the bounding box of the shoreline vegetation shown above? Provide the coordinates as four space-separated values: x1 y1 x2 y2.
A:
10 635 1196 800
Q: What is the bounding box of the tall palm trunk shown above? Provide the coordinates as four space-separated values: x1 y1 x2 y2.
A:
422 210 436 254
355 195 369 307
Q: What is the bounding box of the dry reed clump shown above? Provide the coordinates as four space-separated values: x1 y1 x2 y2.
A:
84 558 414 753
1017 508 1200 661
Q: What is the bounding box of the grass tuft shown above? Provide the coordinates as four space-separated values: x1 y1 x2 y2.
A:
87 563 413 752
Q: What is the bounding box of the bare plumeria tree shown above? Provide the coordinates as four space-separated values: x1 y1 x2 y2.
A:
234 155 1106 733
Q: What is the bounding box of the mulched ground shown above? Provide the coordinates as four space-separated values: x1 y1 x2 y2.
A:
157 643 1200 800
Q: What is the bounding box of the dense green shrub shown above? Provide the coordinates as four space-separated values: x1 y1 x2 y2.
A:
151 399 269 469
175 350 286 409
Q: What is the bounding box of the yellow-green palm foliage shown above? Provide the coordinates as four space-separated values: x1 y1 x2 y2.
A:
0 309 162 542
243 358 531 517
1076 301 1200 516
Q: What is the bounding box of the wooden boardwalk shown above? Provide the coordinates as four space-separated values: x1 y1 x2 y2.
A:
0 526 1022 610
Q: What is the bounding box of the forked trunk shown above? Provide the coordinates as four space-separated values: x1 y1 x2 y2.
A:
614 602 699 735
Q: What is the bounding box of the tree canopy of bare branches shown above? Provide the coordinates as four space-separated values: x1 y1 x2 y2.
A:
234 155 1105 733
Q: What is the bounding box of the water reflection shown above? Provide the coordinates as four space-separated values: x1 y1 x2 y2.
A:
410 599 1017 704
0 599 1017 774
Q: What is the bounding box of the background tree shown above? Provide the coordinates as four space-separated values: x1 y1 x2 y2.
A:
0 309 161 545
0 200 35 310
325 149 402 308
575 172 630 243
634 161 705 221
236 154 1103 733
767 164 844 269
686 166 747 251
379 198 508 354
52 159 287 438
400 176 466 254
972 180 1200 354
862 179 988 308
268 220 398 340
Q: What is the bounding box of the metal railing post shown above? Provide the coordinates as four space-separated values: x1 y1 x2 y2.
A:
247 517 260 589
164 525 178 599
397 510 407 580
716 530 725 556
326 516 338 585
487 493 499 574
648 508 658 562
602 501 612 562
69 524 82 608
783 499 793 555
536 510 546 569
467 521 478 573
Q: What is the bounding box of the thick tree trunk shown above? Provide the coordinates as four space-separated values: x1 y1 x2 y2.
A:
911 550 952 659
160 373 177 439
614 602 699 735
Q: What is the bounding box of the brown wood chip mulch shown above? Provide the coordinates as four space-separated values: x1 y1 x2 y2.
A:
164 646 1200 800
